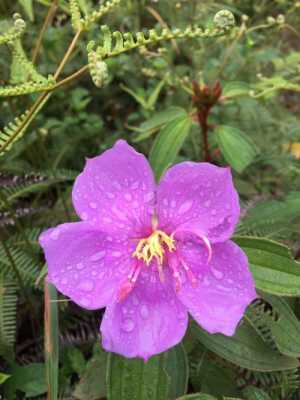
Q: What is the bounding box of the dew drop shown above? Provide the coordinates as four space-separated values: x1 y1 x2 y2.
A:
171 200 176 208
211 209 217 216
132 295 139 306
131 181 139 190
76 262 85 270
112 251 122 258
204 200 211 208
81 212 88 220
103 217 112 223
122 318 135 332
107 192 115 199
80 298 91 307
124 193 132 201
78 279 94 292
144 192 154 202
90 251 106 262
50 229 60 240
211 267 224 280
61 277 68 285
140 304 149 319
178 200 193 215
89 202 97 209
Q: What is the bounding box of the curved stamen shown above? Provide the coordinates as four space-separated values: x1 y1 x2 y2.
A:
180 257 198 287
117 261 142 302
169 255 182 293
173 228 212 264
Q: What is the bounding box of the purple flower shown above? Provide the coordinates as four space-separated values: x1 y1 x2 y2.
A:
39 140 256 360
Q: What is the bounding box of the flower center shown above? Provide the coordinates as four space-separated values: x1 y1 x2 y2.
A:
133 230 175 265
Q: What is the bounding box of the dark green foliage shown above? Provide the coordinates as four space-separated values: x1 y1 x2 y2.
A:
0 0 300 399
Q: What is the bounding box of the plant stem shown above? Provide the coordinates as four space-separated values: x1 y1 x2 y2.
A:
54 29 82 78
196 108 211 162
44 281 59 400
32 0 58 64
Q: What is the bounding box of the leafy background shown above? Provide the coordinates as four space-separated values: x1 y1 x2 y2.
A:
0 0 300 399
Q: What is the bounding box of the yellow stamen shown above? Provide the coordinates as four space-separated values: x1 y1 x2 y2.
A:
133 230 175 266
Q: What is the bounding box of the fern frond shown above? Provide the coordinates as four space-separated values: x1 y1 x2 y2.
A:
0 245 42 287
0 14 26 46
0 273 17 358
0 95 48 156
9 40 48 85
0 169 76 207
88 16 233 62
0 77 55 97
82 0 121 31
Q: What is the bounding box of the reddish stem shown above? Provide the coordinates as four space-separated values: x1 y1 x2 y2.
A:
196 108 212 162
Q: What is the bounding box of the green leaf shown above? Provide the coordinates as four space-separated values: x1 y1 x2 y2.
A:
242 386 272 400
0 372 10 385
215 125 257 173
176 394 217 400
261 293 300 357
5 363 47 398
133 107 186 143
73 343 107 400
193 320 299 371
165 343 189 399
223 81 250 98
149 114 192 180
18 0 34 21
234 237 300 296
0 274 17 359
107 352 170 400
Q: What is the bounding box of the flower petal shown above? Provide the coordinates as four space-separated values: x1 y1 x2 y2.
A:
176 240 256 336
39 222 135 310
100 267 188 360
72 140 156 237
157 162 240 242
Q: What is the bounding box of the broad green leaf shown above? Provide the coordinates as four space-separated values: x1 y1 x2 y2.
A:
223 81 250 98
133 107 187 142
242 386 271 400
73 344 107 400
215 125 257 173
149 115 192 180
236 193 300 237
234 237 300 296
176 394 217 400
194 358 241 398
193 320 299 371
5 363 47 398
165 343 189 399
262 293 300 357
0 372 10 384
18 0 34 21
107 352 169 400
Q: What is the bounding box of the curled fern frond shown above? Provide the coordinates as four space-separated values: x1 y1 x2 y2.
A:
88 15 234 62
0 273 17 358
0 14 26 46
0 76 55 97
0 96 48 156
69 0 82 31
81 0 122 31
87 42 109 88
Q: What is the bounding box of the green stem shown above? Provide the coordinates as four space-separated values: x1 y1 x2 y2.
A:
44 281 59 400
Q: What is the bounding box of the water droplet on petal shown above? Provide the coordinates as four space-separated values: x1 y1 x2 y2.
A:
178 200 193 215
78 279 94 292
204 200 211 208
80 298 91 307
211 209 217 216
89 202 97 209
140 304 149 319
76 262 85 270
144 192 154 202
124 193 132 201
211 267 224 280
122 318 135 332
171 200 176 208
50 229 60 240
112 251 122 258
107 192 115 199
81 212 88 220
90 251 106 262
